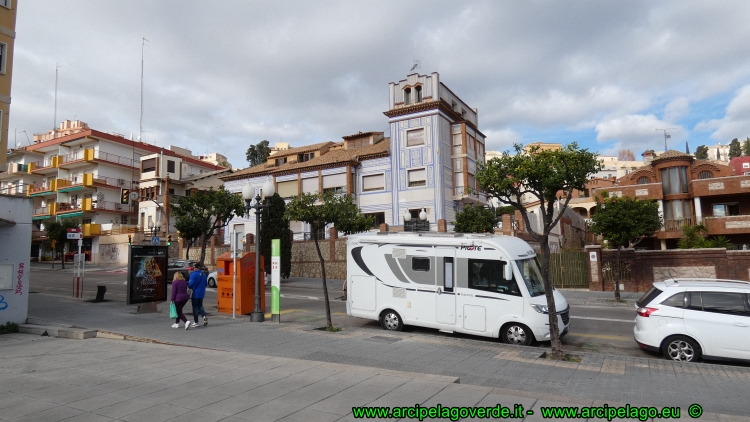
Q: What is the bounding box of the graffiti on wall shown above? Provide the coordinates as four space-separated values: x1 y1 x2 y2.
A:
100 244 122 265
0 295 7 311
15 262 23 295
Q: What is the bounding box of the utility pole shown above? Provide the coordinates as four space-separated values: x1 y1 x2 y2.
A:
656 128 677 153
140 38 149 143
54 63 61 129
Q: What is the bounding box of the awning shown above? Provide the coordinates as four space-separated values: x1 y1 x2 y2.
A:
57 212 83 218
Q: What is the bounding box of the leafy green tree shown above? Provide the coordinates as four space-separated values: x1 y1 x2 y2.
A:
174 215 203 260
454 205 497 233
589 192 662 302
729 138 742 158
171 187 245 265
495 205 516 216
694 145 709 160
476 143 602 359
285 191 372 328
260 193 292 279
45 219 80 269
742 138 750 156
246 140 271 167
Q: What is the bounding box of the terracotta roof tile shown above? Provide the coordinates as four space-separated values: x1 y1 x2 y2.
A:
270 141 335 158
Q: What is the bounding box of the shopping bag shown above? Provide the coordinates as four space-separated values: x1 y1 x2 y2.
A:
169 302 177 319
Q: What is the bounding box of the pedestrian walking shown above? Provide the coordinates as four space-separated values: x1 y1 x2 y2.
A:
171 272 191 330
188 263 208 327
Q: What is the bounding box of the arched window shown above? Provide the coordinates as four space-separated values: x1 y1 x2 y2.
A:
404 88 411 105
698 170 712 179
637 176 650 184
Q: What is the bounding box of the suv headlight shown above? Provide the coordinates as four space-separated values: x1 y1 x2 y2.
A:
530 304 549 314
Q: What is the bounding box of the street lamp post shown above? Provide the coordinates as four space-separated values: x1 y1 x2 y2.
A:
147 220 161 240
242 177 275 322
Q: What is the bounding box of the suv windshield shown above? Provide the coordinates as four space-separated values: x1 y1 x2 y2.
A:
516 258 545 297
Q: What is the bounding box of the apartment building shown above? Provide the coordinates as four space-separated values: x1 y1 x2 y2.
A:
137 148 230 236
222 72 487 240
595 150 750 249
0 120 226 262
0 0 16 167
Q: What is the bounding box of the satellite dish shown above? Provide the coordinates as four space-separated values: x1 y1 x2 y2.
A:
129 191 139 201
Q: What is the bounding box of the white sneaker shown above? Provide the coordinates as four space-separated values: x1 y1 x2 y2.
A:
184 321 190 330
171 323 179 328
191 322 199 327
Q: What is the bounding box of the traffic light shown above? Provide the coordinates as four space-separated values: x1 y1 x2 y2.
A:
120 188 130 205
50 239 57 249
167 235 171 246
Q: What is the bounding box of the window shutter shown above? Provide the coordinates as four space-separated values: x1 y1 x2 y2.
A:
301 177 318 194
322 173 347 189
277 180 299 198
362 174 384 191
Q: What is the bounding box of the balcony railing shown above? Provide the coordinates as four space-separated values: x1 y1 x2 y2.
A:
94 200 135 213
59 151 85 165
29 184 52 194
33 206 50 216
56 201 82 213
0 183 29 196
93 150 136 168
62 174 138 190
664 217 694 231
32 157 56 170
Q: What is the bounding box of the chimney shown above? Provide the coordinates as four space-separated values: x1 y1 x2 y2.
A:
642 150 655 163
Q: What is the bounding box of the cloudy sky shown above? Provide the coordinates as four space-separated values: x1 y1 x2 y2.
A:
10 1 750 166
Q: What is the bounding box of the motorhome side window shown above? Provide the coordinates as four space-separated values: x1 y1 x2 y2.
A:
468 259 521 296
412 257 430 272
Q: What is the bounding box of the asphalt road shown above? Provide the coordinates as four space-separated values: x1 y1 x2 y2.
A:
29 265 650 359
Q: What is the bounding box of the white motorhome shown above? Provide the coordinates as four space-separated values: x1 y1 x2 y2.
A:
346 233 570 345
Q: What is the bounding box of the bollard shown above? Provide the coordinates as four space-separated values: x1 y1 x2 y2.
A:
95 285 107 302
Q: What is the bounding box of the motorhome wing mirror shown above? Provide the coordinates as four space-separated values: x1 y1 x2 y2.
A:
504 262 513 281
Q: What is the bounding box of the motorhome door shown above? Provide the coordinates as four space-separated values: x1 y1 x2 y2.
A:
434 248 456 325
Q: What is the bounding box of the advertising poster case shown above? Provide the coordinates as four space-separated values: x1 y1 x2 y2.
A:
127 245 168 305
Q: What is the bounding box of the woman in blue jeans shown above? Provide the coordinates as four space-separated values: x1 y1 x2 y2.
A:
188 264 208 327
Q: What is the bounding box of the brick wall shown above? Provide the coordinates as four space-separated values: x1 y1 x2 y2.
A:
246 236 348 280
589 247 750 292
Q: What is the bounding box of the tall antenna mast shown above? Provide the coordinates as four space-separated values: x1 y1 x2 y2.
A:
53 63 61 130
140 38 149 142
655 128 677 152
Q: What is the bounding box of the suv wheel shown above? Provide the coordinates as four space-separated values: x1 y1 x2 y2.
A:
663 335 701 362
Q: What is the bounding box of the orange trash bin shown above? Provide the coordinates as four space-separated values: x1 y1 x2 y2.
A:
216 251 265 315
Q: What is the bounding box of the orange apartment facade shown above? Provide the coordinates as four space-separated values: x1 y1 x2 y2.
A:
595 150 750 250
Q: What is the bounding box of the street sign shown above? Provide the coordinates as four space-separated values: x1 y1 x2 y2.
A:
151 236 160 245
67 232 82 239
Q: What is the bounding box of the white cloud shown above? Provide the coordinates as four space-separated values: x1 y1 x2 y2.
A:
694 85 750 141
663 97 690 123
483 129 521 152
596 114 686 154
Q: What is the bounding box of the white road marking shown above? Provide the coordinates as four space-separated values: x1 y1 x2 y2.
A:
570 316 633 323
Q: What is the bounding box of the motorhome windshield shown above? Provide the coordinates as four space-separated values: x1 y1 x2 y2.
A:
517 258 545 297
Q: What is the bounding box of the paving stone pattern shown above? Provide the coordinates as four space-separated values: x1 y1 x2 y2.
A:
23 292 750 418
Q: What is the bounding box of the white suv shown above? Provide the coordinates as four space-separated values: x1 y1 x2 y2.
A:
634 278 750 363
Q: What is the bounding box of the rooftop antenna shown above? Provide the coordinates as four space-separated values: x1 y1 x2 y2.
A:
18 130 30 146
410 60 421 72
656 128 677 153
53 63 62 130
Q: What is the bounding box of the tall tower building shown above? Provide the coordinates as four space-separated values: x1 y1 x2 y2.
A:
384 72 486 227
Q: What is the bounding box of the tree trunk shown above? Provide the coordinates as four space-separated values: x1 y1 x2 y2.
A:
61 242 66 270
198 235 210 265
313 227 332 328
185 242 192 260
614 246 621 302
540 238 563 360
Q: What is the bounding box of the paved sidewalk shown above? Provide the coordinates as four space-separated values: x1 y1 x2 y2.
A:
2 334 748 422
23 292 750 418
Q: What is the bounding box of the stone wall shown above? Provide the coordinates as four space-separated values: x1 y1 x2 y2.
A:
246 235 348 280
586 245 750 292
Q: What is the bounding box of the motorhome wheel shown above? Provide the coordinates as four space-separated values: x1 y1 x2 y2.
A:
380 310 403 331
501 323 533 346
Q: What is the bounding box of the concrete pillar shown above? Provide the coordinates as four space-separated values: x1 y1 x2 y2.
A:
514 210 524 233
437 219 447 232
694 196 702 224
660 239 667 250
585 245 603 291
245 233 254 247
379 223 389 232
658 201 666 231
502 214 512 236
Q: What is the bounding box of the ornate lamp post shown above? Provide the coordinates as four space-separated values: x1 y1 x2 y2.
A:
147 220 161 239
242 176 275 322
403 208 428 232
